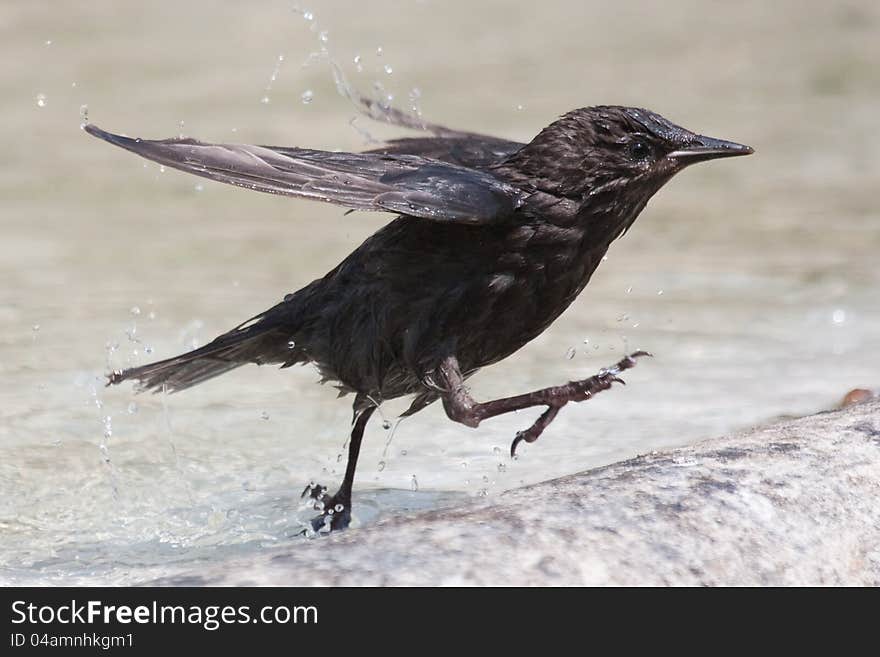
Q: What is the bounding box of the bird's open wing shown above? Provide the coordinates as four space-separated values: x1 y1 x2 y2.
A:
84 124 525 224
365 136 524 169
352 96 525 168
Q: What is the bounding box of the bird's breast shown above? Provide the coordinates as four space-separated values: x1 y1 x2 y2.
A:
453 221 606 369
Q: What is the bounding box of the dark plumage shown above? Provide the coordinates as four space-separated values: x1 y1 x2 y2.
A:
87 100 752 532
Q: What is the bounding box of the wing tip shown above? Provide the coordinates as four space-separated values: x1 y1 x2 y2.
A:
83 123 140 150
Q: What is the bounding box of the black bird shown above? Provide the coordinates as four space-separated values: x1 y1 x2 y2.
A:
85 99 752 532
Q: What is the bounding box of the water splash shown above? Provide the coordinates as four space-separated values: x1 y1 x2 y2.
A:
260 54 286 105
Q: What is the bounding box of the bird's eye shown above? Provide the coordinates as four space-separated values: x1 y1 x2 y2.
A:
627 139 653 161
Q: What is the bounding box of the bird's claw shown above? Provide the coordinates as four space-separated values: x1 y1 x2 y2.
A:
305 497 351 535
623 350 653 365
301 482 328 502
510 432 527 458
508 351 651 458
297 482 351 536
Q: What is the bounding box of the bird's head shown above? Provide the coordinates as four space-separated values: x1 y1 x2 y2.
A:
504 105 752 231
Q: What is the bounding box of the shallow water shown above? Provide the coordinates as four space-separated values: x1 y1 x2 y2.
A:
1 0 878 584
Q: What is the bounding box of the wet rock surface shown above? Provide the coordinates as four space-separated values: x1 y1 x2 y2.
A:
158 399 880 586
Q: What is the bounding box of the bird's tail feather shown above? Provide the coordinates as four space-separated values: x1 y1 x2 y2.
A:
108 320 289 393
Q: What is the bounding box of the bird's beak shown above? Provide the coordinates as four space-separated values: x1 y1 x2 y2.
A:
668 135 754 164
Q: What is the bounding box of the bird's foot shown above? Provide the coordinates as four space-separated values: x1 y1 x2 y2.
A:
299 483 351 535
510 351 652 456
568 350 652 400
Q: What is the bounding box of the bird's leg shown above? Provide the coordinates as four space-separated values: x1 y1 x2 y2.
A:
436 351 651 456
301 398 376 534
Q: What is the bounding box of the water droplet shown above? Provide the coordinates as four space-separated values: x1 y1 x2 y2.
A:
260 96 270 105
32 324 40 333
376 46 383 56
461 461 468 468
303 11 314 21
127 402 138 414
353 54 363 72
497 463 507 473
35 93 47 108
410 475 418 491
832 309 846 324
657 289 664 296
400 449 407 456
300 89 314 104
194 183 204 192
582 337 590 344
565 347 576 360
515 104 524 111
492 446 502 456
45 39 53 46
377 460 386 471
602 255 608 262
260 411 270 420
79 104 89 123
102 415 112 439
130 306 141 316
625 285 633 294
383 64 393 75
287 340 296 349
334 504 344 513
482 475 490 483
158 165 166 173
477 488 489 497
148 311 156 320
616 313 629 322
382 420 392 430
319 31 329 43
632 323 640 329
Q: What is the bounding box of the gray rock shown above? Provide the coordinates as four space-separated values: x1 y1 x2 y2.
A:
160 399 880 586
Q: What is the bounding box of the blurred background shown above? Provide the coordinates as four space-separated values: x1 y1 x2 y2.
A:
1 0 878 583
